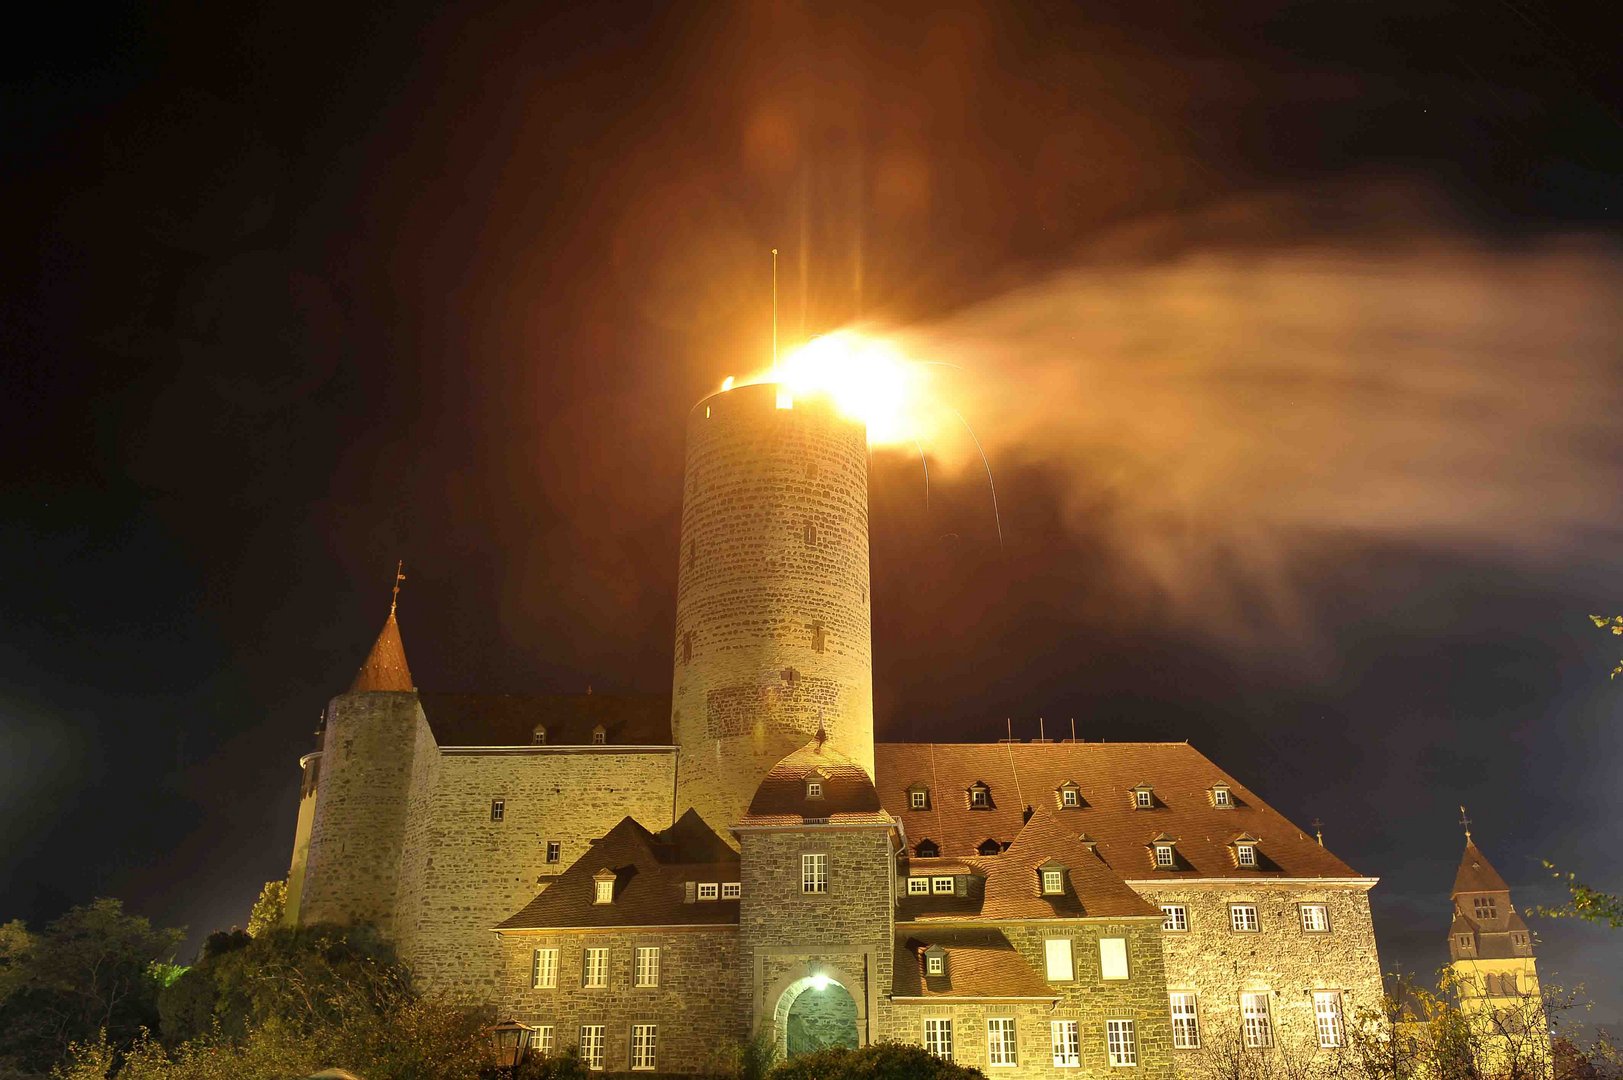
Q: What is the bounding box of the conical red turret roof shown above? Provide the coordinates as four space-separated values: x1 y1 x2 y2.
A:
350 609 414 692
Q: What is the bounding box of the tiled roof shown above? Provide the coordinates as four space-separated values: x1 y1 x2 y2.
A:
1452 841 1511 895
417 692 670 747
893 929 1055 1000
740 739 892 827
497 810 739 930
876 742 1361 879
350 611 414 692
980 808 1161 920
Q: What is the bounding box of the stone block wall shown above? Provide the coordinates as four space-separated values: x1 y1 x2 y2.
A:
496 928 741 1075
1132 882 1382 1066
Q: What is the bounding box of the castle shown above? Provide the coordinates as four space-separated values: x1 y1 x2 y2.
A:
284 380 1438 1075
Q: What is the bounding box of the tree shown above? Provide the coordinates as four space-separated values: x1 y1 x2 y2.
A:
243 883 285 939
768 1043 985 1079
1588 616 1623 681
1536 862 1623 930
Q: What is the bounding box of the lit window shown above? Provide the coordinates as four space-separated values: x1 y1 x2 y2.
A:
1213 786 1232 807
490 799 506 822
804 522 818 546
582 948 608 988
932 876 954 894
1241 993 1273 1048
807 780 823 799
1473 896 1498 919
910 789 928 810
987 1018 1018 1067
1134 789 1153 809
532 1025 554 1056
907 877 931 895
1106 1019 1137 1067
1044 938 1074 981
1042 868 1065 895
697 883 719 901
1061 787 1080 808
634 946 660 987
545 841 561 864
1313 991 1344 1048
591 727 606 745
1236 844 1257 867
1170 993 1200 1049
1155 845 1175 868
926 949 946 976
594 878 614 905
579 1025 605 1070
532 725 546 745
1099 937 1129 981
722 882 741 900
1161 905 1188 932
1300 904 1330 932
802 853 828 894
1051 1019 1081 1068
924 1017 954 1060
531 947 558 989
970 786 990 808
631 1024 657 1071
1231 904 1259 932
1511 932 1527 947
1458 934 1473 951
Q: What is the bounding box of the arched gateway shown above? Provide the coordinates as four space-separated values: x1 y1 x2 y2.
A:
775 974 860 1059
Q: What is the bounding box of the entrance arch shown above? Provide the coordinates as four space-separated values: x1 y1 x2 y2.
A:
774 975 860 1059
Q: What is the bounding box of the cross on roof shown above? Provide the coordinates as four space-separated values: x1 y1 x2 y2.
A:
390 559 406 616
1459 805 1472 842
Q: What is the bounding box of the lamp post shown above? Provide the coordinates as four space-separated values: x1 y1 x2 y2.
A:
490 1019 530 1069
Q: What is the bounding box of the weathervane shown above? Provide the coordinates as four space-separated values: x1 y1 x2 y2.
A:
1459 805 1473 843
390 559 406 616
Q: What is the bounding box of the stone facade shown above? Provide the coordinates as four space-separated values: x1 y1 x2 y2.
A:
672 384 875 836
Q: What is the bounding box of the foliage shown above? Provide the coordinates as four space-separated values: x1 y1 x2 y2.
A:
735 1026 781 1080
510 1046 591 1079
767 1042 985 1079
0 899 185 1077
1588 615 1623 680
243 883 285 940
1535 862 1623 929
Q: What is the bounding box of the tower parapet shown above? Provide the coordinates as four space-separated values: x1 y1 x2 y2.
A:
671 382 875 835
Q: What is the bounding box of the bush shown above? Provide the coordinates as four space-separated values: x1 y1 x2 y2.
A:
769 1043 984 1079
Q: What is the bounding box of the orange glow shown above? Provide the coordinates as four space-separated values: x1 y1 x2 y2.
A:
743 330 931 446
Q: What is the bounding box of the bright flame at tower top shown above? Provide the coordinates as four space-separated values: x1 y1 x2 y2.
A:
734 330 930 448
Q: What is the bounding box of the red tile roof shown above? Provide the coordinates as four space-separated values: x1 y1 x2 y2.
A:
497 810 739 930
876 742 1362 880
740 739 892 827
893 929 1055 1000
350 611 414 692
418 692 670 747
978 808 1161 920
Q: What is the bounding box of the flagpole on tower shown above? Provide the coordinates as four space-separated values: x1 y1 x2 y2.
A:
771 248 779 372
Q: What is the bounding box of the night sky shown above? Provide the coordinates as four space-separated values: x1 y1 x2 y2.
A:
3 0 1620 1024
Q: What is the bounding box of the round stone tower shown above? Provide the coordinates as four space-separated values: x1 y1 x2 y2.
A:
672 381 875 834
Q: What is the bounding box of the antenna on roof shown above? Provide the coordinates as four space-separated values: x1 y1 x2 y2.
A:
1070 717 1077 743
1038 717 1045 742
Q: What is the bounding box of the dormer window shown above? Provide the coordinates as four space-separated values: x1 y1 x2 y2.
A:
1040 863 1068 896
968 783 992 809
1132 784 1155 809
1155 843 1176 868
591 725 606 746
593 869 616 905
924 945 948 977
977 838 1004 857
916 839 939 859
1236 843 1257 867
1057 781 1082 809
1472 897 1497 920
531 725 547 746
1211 784 1233 808
908 786 930 811
806 780 824 799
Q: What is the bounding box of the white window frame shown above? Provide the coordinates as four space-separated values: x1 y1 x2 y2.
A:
631 1023 657 1071
582 947 608 988
924 1017 954 1061
491 798 505 821
987 1017 1018 1067
926 951 946 976
1135 789 1152 808
545 840 561 863
634 945 660 987
1300 904 1330 932
1061 787 1080 807
910 789 928 810
1051 1019 1081 1067
532 1024 554 1056
907 876 931 895
531 946 558 989
807 780 823 799
722 882 741 900
1161 904 1188 932
697 882 719 901
1041 868 1064 895
802 852 828 894
1213 787 1232 807
1236 844 1257 867
1099 937 1129 981
593 879 613 905
1155 844 1175 868
971 786 990 808
1231 904 1260 932
1170 992 1200 1049
1313 991 1344 1048
932 876 955 894
579 1024 605 1070
1241 993 1274 1048
1044 937 1074 981
1473 896 1497 919
591 728 605 745
1106 1019 1138 1067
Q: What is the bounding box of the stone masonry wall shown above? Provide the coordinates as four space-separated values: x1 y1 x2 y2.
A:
673 384 875 837
398 747 677 996
497 929 741 1075
1132 882 1382 1068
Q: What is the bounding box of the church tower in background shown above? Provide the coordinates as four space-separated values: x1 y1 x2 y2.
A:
670 382 876 835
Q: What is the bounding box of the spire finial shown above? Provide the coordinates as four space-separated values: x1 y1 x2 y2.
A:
1459 805 1473 843
1310 817 1325 846
390 559 406 616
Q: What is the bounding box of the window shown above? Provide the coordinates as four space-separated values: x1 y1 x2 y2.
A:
1061 787 1080 807
1134 789 1153 808
806 780 823 799
591 727 605 745
987 1018 1018 1067
582 947 608 988
1154 844 1175 868
1099 938 1129 981
1213 786 1232 807
722 882 741 900
634 946 660 987
697 883 719 901
546 841 561 864
1042 868 1065 895
926 951 946 976
1457 934 1474 951
579 1025 605 1070
810 621 825 653
1106 1019 1137 1067
1170 993 1200 1049
1231 904 1260 932
1511 932 1528 947
682 630 693 665
1300 904 1330 932
1162 905 1188 932
804 522 818 546
631 1024 657 1071
532 725 547 745
924 1017 954 1061
910 789 929 810
1313 991 1344 1048
1473 896 1498 919
532 1025 554 1056
1044 938 1074 981
932 876 955 894
978 838 1004 857
531 947 558 989
490 799 506 822
916 840 940 858
907 877 931 895
802 853 828 894
1241 993 1273 1048
1503 972 1519 994
1236 844 1257 867
970 786 990 808
594 879 614 905
1051 1020 1081 1067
